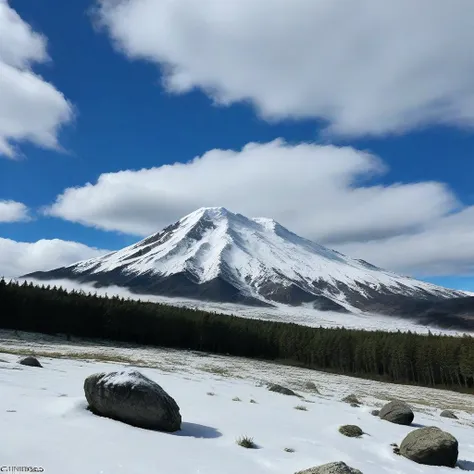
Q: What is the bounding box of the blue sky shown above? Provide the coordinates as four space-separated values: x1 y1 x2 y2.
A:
1 0 474 290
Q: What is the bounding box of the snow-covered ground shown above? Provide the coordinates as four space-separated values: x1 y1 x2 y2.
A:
0 330 473 474
19 277 470 335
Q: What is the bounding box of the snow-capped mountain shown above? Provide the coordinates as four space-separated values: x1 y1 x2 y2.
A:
26 207 467 321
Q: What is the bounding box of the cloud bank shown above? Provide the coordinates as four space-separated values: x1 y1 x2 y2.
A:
96 0 474 136
0 238 108 278
0 0 73 158
44 139 474 276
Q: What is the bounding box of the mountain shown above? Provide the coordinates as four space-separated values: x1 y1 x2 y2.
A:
25 207 473 328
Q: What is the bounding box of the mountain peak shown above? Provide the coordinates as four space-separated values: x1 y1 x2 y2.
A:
26 207 466 318
182 206 236 224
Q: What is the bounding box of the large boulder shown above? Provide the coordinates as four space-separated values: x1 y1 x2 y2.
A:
295 461 362 474
379 400 413 425
18 356 42 367
399 426 458 467
440 410 458 419
84 369 181 432
267 383 299 397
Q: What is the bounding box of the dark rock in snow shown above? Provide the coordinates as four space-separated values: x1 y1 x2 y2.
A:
84 369 181 432
267 383 299 397
400 426 458 467
338 425 363 438
341 394 361 406
295 461 363 474
18 356 42 368
379 400 414 425
440 409 458 419
371 409 380 416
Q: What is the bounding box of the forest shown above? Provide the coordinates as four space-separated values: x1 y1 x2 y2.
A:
1 278 473 391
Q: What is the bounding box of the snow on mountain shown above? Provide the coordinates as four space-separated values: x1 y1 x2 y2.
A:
26 207 469 327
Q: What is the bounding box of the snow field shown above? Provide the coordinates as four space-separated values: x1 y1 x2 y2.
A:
0 333 473 474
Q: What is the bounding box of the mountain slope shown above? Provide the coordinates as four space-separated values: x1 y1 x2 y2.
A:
26 207 468 323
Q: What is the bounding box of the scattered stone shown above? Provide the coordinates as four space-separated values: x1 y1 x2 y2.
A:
379 400 414 425
18 356 42 368
399 426 458 467
84 369 181 432
371 409 380 416
342 394 360 406
338 425 363 438
304 381 320 393
295 461 363 474
350 403 359 408
267 383 299 397
440 410 458 419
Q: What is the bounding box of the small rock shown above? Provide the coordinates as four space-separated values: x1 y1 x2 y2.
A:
84 369 181 432
379 400 413 425
18 356 42 368
440 410 458 419
295 461 363 474
267 383 299 397
400 426 458 467
342 394 360 406
371 409 380 416
339 425 363 438
304 381 320 393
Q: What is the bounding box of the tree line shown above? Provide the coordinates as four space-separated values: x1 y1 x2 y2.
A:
1 278 473 391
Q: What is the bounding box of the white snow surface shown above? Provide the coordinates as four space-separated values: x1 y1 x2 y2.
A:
99 369 150 388
0 332 473 474
69 207 463 305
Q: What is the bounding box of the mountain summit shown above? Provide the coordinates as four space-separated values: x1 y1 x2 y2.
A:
26 207 465 316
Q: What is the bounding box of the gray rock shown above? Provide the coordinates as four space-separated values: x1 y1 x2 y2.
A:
440 410 458 419
84 369 181 432
339 425 363 437
379 400 413 425
371 409 380 416
295 461 363 474
18 356 42 367
400 426 458 467
342 394 360 406
267 383 299 396
304 381 320 393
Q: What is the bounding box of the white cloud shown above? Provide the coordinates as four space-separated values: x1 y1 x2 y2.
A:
95 0 474 136
0 0 73 158
0 200 30 222
337 206 474 277
44 139 473 276
0 238 108 278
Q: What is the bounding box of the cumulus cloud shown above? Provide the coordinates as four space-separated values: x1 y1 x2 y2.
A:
95 0 474 136
337 206 474 277
44 139 473 276
0 200 30 222
0 238 108 278
0 0 73 158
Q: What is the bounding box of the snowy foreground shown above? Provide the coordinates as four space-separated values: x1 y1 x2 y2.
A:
0 331 473 474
